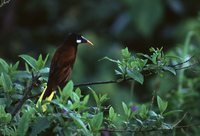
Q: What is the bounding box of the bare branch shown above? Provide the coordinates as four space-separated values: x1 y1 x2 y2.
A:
74 78 131 87
170 56 195 67
11 72 40 117
172 112 188 127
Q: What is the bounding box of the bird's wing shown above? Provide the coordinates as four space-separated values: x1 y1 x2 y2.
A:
47 49 72 91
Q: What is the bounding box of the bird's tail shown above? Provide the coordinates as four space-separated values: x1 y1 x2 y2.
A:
42 86 52 100
36 86 56 112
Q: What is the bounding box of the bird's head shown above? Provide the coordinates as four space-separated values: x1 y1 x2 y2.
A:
67 33 93 46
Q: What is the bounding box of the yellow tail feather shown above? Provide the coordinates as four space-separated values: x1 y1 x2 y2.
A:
36 86 56 112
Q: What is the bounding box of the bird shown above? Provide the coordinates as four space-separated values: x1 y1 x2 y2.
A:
42 33 93 99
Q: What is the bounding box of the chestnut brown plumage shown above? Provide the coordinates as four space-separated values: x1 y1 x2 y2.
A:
43 33 93 99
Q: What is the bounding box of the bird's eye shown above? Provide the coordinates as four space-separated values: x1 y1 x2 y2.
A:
76 39 82 43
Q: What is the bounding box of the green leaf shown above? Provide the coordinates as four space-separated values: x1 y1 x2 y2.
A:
127 70 144 84
100 57 121 64
12 61 20 71
19 55 37 70
139 105 148 119
0 58 9 73
135 118 143 125
75 88 82 97
70 92 80 102
122 102 132 119
69 113 90 135
1 73 13 93
36 54 49 70
157 96 168 114
122 102 129 115
165 55 182 61
90 88 99 106
115 69 122 75
82 95 89 105
0 105 12 124
43 54 49 65
62 80 74 98
163 110 183 117
121 47 131 59
90 112 103 131
137 53 152 60
109 107 115 120
162 66 176 75
99 94 108 103
36 54 44 69
17 112 31 136
1 126 17 136
30 117 50 136
25 63 30 72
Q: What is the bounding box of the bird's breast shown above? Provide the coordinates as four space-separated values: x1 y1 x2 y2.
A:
59 46 77 64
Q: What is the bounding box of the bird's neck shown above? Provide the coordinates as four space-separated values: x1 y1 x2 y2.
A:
59 43 77 62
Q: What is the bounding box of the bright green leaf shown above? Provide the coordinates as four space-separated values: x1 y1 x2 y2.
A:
82 95 89 105
70 92 80 102
127 70 144 84
157 96 168 114
139 105 148 119
62 80 74 98
19 55 37 70
109 107 117 122
75 88 82 97
90 112 103 131
36 54 44 69
121 47 131 59
90 88 99 106
1 73 13 93
122 102 129 115
0 58 9 73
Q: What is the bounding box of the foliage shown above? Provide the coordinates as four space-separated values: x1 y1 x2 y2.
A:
0 45 199 135
103 46 178 84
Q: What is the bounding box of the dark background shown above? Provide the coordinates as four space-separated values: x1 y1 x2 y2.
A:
0 0 200 110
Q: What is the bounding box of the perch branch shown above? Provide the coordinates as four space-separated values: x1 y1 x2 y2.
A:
74 78 131 87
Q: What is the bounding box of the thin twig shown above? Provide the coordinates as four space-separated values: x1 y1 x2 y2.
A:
27 78 132 99
150 77 160 110
172 112 188 127
11 72 40 117
170 56 195 67
150 90 157 110
175 63 199 70
74 78 132 87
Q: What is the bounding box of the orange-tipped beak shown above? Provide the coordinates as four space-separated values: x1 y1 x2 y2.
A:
86 40 94 46
79 35 94 46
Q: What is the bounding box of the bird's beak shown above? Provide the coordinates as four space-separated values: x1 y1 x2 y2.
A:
86 39 94 46
80 36 94 46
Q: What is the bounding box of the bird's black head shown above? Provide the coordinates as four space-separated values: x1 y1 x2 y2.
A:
67 33 93 46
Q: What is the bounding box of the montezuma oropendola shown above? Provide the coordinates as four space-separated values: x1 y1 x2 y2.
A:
43 33 93 99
